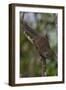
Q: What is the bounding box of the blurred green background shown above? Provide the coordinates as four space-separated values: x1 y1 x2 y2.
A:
20 12 58 77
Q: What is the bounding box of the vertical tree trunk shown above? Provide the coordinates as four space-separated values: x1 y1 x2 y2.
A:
41 58 46 76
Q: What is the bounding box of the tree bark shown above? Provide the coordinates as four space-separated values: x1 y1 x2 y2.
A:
41 58 46 76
